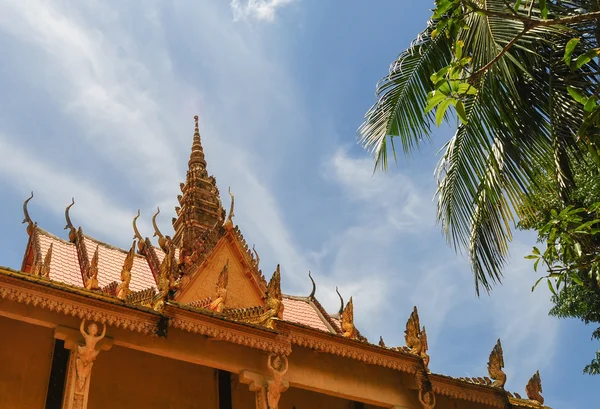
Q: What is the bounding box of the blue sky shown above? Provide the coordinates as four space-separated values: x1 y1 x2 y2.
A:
0 1 596 407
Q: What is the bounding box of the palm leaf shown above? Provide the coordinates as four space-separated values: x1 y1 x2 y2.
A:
359 21 452 170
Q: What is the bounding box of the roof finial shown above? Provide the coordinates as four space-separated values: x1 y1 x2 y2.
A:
488 339 506 389
308 271 316 299
64 198 76 242
252 244 260 267
132 209 145 253
22 191 36 236
224 187 235 229
188 114 206 168
336 286 344 315
152 207 168 252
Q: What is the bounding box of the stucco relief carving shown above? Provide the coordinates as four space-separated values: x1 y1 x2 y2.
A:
267 354 288 409
75 319 106 391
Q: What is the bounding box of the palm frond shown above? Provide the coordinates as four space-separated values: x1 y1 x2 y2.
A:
359 21 452 170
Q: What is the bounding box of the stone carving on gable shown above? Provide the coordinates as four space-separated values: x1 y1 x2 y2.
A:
40 243 53 279
76 319 106 392
85 246 99 291
525 370 544 405
259 265 284 330
152 238 179 313
116 242 135 300
488 339 506 388
405 306 430 371
267 354 289 409
341 297 358 339
208 259 229 313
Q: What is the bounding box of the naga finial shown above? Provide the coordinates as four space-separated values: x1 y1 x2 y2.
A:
252 245 260 267
132 209 146 253
335 286 344 315
405 306 429 370
64 198 77 242
487 339 506 389
525 370 544 405
224 187 235 229
341 297 357 339
152 207 168 252
308 271 316 299
22 191 36 236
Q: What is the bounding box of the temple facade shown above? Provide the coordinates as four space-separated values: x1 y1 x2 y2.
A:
0 116 549 409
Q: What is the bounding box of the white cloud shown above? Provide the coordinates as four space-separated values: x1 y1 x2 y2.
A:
318 148 558 392
231 0 295 22
0 0 309 274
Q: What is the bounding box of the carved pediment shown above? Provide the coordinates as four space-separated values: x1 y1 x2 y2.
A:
176 236 264 309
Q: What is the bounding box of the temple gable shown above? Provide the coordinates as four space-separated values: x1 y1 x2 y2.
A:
176 237 264 309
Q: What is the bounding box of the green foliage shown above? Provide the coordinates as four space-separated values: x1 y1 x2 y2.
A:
518 155 600 374
360 0 600 293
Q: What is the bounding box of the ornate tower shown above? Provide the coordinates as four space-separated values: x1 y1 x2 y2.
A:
172 116 224 254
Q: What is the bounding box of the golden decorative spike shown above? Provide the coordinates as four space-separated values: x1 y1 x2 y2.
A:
308 271 316 299
224 187 235 230
487 339 506 388
405 306 430 371
117 242 135 300
208 259 229 313
341 297 357 339
152 239 179 313
22 191 36 236
335 286 344 315
40 243 53 279
525 370 544 405
252 265 284 329
152 207 168 252
86 246 100 290
64 198 76 242
132 209 145 253
252 244 260 267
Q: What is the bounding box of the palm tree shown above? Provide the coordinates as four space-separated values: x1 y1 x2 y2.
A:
359 0 600 293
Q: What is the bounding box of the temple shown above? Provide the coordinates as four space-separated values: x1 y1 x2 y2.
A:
0 116 549 409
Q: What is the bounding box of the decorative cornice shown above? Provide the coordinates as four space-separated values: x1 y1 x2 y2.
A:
281 322 421 374
167 303 291 355
0 268 158 334
429 373 509 408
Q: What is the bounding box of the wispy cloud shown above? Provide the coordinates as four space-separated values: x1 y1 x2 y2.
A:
230 0 295 22
317 148 558 392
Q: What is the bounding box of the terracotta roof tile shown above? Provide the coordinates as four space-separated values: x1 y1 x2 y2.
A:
282 296 332 333
83 237 156 291
38 231 82 287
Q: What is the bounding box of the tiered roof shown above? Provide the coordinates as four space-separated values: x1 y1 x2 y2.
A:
5 116 550 409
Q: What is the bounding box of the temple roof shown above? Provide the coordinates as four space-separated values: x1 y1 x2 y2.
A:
7 116 551 409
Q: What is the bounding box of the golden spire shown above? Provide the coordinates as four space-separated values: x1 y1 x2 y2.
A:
188 115 207 168
172 115 224 265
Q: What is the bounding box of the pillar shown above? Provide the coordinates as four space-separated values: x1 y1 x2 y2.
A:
54 320 112 409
